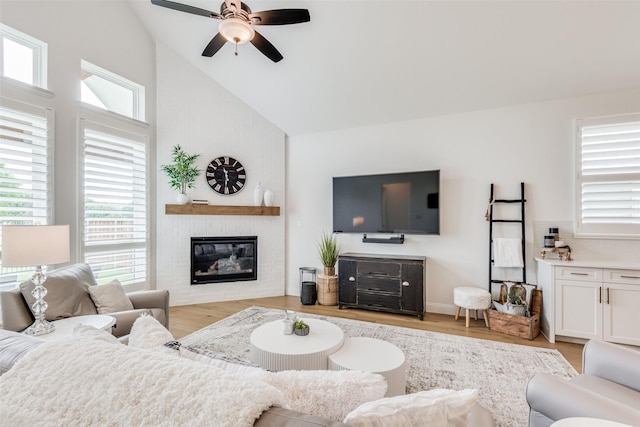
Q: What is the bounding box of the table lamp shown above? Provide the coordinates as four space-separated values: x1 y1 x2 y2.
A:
1 225 70 335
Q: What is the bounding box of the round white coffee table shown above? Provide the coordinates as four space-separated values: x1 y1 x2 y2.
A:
249 318 344 371
328 337 407 397
27 315 116 341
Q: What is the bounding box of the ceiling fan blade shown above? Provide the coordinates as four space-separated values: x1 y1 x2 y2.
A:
250 30 283 62
151 0 221 19
202 33 227 57
249 9 310 25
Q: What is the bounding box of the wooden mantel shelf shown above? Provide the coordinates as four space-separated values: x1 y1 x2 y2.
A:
165 204 280 216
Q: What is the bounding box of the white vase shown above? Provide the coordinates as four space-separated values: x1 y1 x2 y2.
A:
177 193 190 205
263 189 274 207
254 182 264 206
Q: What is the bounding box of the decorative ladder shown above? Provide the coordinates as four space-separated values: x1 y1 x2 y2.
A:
488 182 526 294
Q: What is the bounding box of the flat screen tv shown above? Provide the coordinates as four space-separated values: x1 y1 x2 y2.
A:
333 170 439 235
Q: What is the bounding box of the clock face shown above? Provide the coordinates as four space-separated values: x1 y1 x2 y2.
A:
206 156 246 195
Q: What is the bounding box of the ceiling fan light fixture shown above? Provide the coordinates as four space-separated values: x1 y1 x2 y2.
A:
219 18 255 44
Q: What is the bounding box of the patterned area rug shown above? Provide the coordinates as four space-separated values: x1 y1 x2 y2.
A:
180 306 577 427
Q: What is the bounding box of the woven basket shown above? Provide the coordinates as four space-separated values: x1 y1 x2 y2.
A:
317 274 338 306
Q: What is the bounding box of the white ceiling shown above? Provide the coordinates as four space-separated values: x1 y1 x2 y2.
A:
129 0 640 136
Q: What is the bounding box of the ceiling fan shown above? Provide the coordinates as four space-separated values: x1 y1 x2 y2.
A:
150 0 310 62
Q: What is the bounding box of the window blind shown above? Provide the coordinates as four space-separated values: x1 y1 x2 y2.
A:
576 115 640 237
80 120 148 286
0 99 52 287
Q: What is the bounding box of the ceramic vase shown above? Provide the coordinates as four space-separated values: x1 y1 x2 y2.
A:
263 189 274 207
254 182 264 206
177 193 190 205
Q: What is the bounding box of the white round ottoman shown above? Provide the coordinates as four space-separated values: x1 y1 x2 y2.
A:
328 337 406 397
453 287 491 328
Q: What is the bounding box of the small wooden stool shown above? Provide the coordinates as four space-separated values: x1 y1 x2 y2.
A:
453 287 491 328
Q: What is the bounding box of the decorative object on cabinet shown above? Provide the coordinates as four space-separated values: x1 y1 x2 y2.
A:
161 145 201 204
536 259 640 346
487 183 526 297
206 156 246 195
540 245 572 261
338 253 425 320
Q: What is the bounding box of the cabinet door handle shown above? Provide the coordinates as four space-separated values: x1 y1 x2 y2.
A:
570 272 589 276
621 275 640 279
599 287 602 304
349 276 356 282
402 281 410 287
606 287 610 304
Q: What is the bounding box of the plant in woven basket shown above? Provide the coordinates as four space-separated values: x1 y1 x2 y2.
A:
318 232 341 276
161 145 201 194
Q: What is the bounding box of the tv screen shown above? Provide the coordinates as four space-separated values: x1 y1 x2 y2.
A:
333 170 439 235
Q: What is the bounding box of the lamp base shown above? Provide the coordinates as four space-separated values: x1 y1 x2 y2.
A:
24 318 55 336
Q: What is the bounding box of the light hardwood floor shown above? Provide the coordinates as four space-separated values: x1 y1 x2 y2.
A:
169 295 584 372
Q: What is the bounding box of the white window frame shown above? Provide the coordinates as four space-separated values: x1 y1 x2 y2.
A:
0 96 54 291
0 23 48 89
77 117 150 288
575 113 640 239
80 60 145 121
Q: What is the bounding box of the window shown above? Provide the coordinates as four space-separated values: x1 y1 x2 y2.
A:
575 114 640 238
0 98 53 288
0 24 48 88
80 60 145 121
79 120 148 286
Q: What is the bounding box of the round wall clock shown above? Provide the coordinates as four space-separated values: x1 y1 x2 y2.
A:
206 156 246 195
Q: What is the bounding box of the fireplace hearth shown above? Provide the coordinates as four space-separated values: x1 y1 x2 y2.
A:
191 236 257 284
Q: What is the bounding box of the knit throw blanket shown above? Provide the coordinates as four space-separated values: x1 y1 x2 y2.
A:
0 336 286 427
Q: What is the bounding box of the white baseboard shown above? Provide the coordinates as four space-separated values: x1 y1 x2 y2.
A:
425 302 457 316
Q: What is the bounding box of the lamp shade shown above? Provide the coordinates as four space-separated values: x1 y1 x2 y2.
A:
219 18 255 44
1 225 70 267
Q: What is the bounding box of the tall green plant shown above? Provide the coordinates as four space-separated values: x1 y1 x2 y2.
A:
161 145 201 193
318 232 341 268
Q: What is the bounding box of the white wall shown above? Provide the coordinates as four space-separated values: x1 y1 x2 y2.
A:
286 88 640 314
154 44 286 306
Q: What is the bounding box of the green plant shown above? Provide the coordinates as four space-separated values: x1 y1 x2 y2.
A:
318 232 341 268
294 320 308 329
161 145 201 193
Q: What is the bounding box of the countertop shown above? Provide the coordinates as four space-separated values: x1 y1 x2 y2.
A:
535 257 640 270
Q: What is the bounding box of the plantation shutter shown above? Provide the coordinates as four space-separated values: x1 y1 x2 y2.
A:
0 98 53 287
576 115 640 237
80 120 148 286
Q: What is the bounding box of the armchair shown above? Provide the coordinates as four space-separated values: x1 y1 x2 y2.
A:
526 339 640 427
1 263 169 339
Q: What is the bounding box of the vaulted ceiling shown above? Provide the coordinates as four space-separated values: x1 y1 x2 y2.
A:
129 1 640 136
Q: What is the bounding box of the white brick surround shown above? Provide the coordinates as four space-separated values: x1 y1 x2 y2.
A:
155 44 286 306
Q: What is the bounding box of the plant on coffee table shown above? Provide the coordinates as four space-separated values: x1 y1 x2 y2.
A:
294 320 309 336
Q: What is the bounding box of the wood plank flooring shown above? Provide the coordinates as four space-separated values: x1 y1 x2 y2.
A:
169 295 584 372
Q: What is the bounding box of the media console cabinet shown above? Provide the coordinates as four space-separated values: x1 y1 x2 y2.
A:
338 253 425 320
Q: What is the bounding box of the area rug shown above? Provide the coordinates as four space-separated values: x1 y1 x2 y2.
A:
180 306 577 427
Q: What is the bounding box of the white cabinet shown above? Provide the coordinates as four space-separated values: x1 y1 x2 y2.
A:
536 259 640 346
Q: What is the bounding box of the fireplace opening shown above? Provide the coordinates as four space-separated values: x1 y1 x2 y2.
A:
191 236 257 284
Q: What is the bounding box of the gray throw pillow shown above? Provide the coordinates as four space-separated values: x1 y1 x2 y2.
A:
0 329 44 375
19 263 98 321
88 279 134 314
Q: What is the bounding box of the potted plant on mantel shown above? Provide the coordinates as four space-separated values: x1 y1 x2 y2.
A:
161 145 201 205
316 232 341 305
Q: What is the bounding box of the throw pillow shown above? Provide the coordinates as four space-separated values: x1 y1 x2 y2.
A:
0 330 44 376
19 263 98 321
87 279 134 314
128 315 177 356
343 389 478 427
